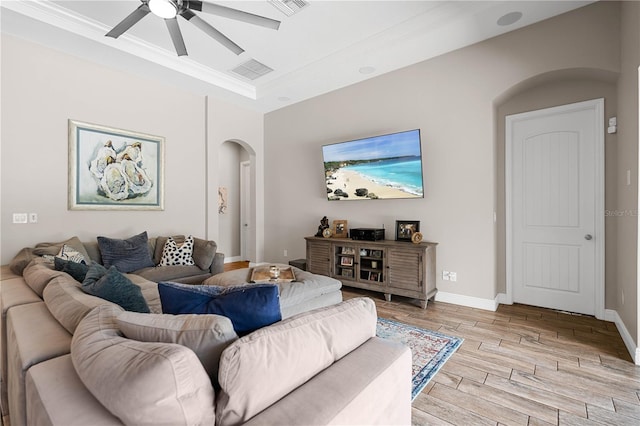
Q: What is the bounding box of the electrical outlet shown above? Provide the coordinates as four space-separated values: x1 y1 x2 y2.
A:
449 272 457 282
29 213 38 223
442 271 450 281
283 249 288 257
13 213 28 224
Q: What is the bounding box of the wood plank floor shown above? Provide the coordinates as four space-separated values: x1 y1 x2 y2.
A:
228 262 639 425
340 286 639 426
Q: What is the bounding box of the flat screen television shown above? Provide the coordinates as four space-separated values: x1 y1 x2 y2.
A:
322 129 424 201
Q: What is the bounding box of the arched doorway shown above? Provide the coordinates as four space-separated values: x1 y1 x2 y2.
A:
494 67 618 319
218 140 254 262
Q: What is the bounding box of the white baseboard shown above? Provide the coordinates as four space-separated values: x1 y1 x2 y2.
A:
604 309 639 365
224 256 243 263
434 291 499 311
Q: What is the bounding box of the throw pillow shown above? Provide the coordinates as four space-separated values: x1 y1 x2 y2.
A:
192 238 217 270
97 231 154 273
82 264 150 313
116 311 238 386
56 244 87 264
158 282 281 336
54 257 90 282
159 235 195 266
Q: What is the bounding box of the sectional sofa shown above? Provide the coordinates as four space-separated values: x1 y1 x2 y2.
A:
1 236 412 425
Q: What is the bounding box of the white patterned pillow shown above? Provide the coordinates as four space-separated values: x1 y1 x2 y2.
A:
159 236 195 266
56 244 87 264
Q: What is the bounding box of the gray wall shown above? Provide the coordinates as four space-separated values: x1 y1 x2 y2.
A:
264 1 626 308
0 34 263 264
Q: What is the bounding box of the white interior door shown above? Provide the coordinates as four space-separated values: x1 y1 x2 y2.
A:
506 99 604 317
240 161 251 261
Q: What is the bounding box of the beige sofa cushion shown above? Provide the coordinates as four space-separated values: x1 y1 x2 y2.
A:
43 277 118 334
216 297 377 426
71 305 215 426
10 236 90 276
26 355 123 426
22 258 65 297
117 311 238 382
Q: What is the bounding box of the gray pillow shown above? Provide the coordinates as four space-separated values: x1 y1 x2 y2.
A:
82 263 150 313
97 231 154 273
193 238 217 270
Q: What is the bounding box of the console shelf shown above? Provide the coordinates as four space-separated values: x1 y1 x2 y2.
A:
305 236 437 309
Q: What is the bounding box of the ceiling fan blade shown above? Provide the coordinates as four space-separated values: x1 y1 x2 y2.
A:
185 1 281 30
180 9 244 55
106 3 151 38
165 18 188 56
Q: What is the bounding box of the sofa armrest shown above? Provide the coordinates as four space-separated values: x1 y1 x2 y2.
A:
210 252 224 275
243 337 411 426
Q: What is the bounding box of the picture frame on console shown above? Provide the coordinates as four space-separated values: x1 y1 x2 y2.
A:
333 220 348 238
340 256 354 266
341 247 355 255
396 220 420 242
68 119 165 210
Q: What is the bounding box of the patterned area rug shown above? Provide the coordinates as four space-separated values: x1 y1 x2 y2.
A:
376 318 463 401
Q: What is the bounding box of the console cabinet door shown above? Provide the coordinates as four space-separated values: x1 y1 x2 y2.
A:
306 240 332 276
387 248 423 292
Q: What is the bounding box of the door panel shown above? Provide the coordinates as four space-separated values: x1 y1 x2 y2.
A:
507 99 603 316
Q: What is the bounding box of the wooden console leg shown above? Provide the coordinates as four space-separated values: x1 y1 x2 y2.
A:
419 299 428 309
384 293 392 302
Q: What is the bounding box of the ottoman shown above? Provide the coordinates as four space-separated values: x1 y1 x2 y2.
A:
203 264 342 318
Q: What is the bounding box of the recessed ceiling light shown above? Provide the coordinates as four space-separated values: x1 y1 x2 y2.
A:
497 11 523 26
359 66 376 75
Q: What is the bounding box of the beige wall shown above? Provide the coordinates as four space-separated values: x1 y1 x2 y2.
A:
264 2 622 306
206 97 264 263
0 35 264 265
616 0 640 347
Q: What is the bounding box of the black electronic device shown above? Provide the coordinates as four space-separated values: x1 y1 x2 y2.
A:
350 228 385 241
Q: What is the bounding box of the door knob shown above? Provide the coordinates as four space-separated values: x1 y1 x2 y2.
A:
585 234 593 240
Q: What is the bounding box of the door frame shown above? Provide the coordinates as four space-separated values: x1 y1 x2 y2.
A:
505 98 605 319
240 160 251 261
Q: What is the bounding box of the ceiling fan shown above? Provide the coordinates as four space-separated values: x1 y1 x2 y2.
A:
106 0 281 56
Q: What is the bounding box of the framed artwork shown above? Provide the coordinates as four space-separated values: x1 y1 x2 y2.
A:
371 250 383 258
340 256 354 266
218 187 228 214
68 120 164 210
396 220 420 242
341 246 355 255
333 219 348 238
341 268 353 278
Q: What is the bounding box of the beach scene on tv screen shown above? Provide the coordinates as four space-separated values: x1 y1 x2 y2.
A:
323 129 424 201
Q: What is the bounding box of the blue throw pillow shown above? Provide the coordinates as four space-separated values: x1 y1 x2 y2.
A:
54 257 90 282
158 282 281 336
82 264 150 313
97 231 154 273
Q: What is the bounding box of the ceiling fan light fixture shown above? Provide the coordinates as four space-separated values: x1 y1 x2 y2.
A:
149 0 179 19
